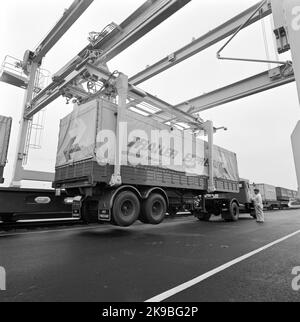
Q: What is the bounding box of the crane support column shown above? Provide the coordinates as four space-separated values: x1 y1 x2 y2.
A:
284 0 300 197
284 0 300 96
110 73 129 187
11 62 39 187
203 120 215 193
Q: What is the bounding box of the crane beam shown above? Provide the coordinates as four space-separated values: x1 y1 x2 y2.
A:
33 0 94 63
27 0 191 116
51 0 192 87
283 0 300 196
129 1 271 85
170 65 295 117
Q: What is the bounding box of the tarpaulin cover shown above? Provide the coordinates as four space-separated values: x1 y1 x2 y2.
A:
56 100 239 182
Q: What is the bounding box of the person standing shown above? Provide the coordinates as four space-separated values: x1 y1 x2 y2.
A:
253 188 265 223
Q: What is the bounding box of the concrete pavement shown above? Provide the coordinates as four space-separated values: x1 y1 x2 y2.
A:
0 210 300 302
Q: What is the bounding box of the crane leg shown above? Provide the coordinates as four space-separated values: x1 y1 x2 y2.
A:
284 1 300 197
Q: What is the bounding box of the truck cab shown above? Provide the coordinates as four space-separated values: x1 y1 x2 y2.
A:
197 179 255 222
223 179 254 213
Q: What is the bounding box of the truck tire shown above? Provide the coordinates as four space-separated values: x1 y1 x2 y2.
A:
112 191 140 227
140 194 167 225
222 202 239 222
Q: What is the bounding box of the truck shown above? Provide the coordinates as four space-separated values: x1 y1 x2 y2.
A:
0 116 12 184
200 181 298 220
53 98 241 227
199 179 255 222
276 187 297 209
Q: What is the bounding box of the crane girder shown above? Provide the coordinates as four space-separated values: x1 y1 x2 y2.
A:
25 0 191 117
129 1 272 85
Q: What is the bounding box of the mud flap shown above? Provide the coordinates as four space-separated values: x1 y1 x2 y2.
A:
72 196 83 218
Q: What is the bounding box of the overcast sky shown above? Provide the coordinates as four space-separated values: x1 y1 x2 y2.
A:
0 0 299 189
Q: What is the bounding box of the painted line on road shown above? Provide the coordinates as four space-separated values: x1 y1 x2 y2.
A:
145 228 300 302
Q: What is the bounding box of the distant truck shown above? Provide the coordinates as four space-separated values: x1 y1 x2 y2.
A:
276 187 297 202
0 116 12 184
249 184 297 210
54 98 241 227
251 183 279 210
199 181 299 221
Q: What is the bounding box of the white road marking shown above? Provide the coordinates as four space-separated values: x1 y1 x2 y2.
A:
145 229 300 302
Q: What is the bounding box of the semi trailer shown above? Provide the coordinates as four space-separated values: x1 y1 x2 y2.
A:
0 115 73 223
0 187 74 223
254 185 298 210
53 98 241 227
276 187 297 202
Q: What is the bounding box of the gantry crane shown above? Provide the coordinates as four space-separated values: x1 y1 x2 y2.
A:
0 0 299 196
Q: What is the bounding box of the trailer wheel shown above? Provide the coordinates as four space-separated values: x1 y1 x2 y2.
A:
222 202 239 222
140 194 167 225
112 191 140 227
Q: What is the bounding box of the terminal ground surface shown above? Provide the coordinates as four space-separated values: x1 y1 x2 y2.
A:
1 210 300 302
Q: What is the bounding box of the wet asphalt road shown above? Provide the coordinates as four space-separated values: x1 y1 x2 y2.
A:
0 210 300 302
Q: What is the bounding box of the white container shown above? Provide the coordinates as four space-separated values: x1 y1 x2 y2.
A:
56 99 239 182
251 183 277 202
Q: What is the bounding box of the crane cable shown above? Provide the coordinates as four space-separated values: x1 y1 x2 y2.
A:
216 0 289 66
261 14 271 71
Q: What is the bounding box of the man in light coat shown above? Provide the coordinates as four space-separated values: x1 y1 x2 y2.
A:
253 188 265 223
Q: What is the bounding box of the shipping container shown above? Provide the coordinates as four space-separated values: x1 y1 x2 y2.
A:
251 184 277 202
292 190 299 199
250 183 281 210
55 99 239 191
276 187 295 201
